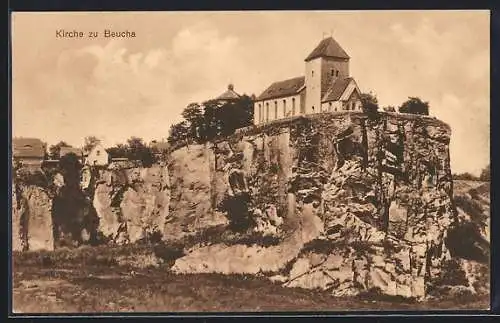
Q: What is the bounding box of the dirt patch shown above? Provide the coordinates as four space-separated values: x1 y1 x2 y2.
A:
12 262 489 313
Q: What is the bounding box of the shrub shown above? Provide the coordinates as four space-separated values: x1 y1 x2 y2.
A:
398 97 429 115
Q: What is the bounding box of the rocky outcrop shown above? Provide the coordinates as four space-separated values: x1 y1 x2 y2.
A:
12 182 54 251
11 111 488 300
92 164 170 244
165 144 229 239
172 203 323 274
171 111 459 299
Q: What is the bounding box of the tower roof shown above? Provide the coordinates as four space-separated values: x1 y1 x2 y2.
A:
216 84 241 101
305 36 350 62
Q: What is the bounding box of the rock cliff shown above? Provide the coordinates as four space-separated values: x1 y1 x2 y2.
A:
12 178 54 251
11 111 489 300
92 164 170 244
171 111 459 299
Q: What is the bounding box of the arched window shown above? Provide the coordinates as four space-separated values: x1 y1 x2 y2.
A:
283 99 287 117
312 70 314 77
274 101 278 119
266 102 269 121
292 98 296 115
329 102 333 112
336 70 339 77
258 103 263 122
312 106 315 113
331 69 334 76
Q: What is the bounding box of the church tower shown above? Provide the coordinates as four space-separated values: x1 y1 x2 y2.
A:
304 36 350 114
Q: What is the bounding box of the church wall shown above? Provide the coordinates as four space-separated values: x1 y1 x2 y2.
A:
253 103 261 125
321 101 343 112
253 94 302 125
345 89 363 111
300 89 306 114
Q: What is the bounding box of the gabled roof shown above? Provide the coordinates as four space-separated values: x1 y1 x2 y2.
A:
322 77 359 103
305 36 350 62
256 76 305 101
216 84 241 101
60 146 83 157
12 137 45 158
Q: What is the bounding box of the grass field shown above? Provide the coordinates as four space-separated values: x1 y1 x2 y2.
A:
12 247 489 313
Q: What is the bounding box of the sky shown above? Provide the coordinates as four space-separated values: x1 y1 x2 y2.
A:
11 10 490 175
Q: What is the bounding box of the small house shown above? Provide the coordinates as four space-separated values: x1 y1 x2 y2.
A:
12 137 46 170
85 143 109 167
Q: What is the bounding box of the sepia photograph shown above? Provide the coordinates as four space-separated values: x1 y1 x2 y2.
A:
10 10 490 313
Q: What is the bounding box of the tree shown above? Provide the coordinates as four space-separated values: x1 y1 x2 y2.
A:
452 172 479 181
126 136 155 167
168 94 254 146
59 153 83 189
214 95 254 137
167 121 189 145
106 143 128 159
398 97 429 115
479 164 490 181
201 95 254 140
48 141 70 159
201 100 221 141
181 103 204 142
360 92 379 117
83 136 101 153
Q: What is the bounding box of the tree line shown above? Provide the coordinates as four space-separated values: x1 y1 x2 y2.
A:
47 136 162 167
167 95 254 146
360 93 430 116
453 164 490 182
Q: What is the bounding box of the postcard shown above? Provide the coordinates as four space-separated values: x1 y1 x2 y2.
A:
10 10 490 313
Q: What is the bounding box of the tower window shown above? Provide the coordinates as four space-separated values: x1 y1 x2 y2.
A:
331 69 334 76
312 70 314 77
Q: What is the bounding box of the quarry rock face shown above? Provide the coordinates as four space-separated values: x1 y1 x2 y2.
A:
12 183 54 251
172 203 324 274
92 164 170 244
166 144 228 239
171 112 457 299
11 111 487 300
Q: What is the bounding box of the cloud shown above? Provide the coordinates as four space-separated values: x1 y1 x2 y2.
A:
13 23 243 147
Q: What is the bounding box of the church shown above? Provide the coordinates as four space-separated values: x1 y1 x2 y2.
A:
253 36 362 125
